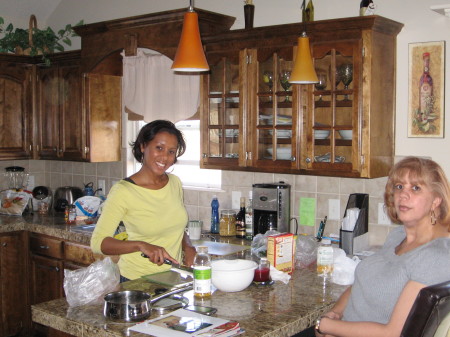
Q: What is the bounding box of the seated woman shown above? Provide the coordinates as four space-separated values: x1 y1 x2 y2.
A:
315 156 450 337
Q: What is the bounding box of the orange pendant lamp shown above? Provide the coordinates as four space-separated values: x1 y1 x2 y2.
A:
171 0 209 72
289 32 318 84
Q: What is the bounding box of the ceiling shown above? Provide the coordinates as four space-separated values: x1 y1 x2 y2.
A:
0 0 61 25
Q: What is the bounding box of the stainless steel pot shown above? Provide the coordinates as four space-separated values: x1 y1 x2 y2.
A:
103 285 192 322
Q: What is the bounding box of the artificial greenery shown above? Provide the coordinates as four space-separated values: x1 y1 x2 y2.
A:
0 16 84 66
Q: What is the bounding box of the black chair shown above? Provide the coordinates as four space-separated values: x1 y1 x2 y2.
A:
401 280 450 337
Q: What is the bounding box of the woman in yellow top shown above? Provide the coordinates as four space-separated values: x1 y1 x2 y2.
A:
91 120 196 281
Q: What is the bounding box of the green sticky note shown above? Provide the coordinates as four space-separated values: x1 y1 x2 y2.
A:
299 197 316 227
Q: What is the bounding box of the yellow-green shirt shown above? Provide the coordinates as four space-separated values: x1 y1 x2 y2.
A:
90 174 188 280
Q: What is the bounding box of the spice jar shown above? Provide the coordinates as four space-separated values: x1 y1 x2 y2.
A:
219 210 236 236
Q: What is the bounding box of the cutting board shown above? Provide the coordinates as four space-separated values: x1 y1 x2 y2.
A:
192 240 250 256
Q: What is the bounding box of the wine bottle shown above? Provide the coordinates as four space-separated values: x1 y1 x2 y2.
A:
245 192 254 240
360 0 374 16
235 197 246 239
419 52 433 116
302 0 314 22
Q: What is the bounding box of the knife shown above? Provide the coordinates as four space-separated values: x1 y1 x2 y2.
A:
141 253 194 276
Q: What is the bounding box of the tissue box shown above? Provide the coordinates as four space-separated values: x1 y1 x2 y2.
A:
267 233 295 274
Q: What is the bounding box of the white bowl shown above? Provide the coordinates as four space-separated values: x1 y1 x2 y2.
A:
266 147 292 160
338 130 352 140
211 259 257 292
314 130 330 139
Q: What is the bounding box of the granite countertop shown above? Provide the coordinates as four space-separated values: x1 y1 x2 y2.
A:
32 268 347 337
0 214 347 337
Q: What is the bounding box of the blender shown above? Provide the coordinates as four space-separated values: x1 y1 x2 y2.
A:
1 166 31 215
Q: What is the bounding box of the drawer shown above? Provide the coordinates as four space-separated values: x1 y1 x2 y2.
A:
30 234 64 259
64 241 96 266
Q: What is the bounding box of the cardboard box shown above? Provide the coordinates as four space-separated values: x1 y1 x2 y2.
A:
267 233 295 274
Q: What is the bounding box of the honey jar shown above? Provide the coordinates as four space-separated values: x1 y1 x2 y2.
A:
219 210 236 236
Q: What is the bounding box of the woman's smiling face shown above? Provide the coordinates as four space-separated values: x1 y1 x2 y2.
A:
141 131 178 176
393 171 441 226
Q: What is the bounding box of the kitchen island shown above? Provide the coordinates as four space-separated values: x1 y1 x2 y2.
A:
32 265 347 337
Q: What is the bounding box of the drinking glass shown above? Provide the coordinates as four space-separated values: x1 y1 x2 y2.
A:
340 64 353 100
279 70 292 102
314 72 327 101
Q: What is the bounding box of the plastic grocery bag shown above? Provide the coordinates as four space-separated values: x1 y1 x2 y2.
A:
251 230 280 258
63 257 120 307
295 235 319 269
331 248 360 285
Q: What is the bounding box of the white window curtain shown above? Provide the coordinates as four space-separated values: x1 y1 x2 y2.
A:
122 48 200 123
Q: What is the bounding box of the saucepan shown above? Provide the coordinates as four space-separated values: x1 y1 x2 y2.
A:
103 284 192 322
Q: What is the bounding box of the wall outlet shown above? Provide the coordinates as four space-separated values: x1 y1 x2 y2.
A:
378 203 391 225
98 179 106 194
328 199 340 220
232 191 242 210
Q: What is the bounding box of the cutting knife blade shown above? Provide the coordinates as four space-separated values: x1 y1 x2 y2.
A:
164 259 194 277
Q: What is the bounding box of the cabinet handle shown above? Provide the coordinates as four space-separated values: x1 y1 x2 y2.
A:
39 245 50 250
2 242 7 247
55 267 60 272
202 153 207 158
291 156 296 162
59 149 63 153
305 157 311 164
53 147 57 152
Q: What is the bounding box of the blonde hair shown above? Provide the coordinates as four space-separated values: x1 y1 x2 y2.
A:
384 157 450 228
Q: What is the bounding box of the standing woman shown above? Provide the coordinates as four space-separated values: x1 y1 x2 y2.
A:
91 120 196 282
315 157 450 337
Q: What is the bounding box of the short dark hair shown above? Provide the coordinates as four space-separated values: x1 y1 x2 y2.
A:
130 120 186 164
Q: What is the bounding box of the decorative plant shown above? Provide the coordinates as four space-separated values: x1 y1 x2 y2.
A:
0 16 84 66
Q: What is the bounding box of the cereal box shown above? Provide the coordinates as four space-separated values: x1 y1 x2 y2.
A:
267 233 295 274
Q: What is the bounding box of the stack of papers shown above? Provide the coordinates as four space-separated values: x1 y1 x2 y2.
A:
130 308 243 337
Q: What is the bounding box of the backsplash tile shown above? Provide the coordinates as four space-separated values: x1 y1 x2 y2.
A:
1 157 396 246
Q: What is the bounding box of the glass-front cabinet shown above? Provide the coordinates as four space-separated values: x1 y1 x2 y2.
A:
201 16 403 178
306 41 360 173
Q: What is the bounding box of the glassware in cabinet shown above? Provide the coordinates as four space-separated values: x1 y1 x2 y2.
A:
310 42 358 170
202 53 240 163
255 50 294 165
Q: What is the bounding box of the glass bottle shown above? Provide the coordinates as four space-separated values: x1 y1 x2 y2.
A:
193 246 212 298
245 192 254 240
302 0 314 22
317 239 334 277
235 197 246 239
359 0 374 16
67 205 76 224
210 196 220 234
419 52 433 116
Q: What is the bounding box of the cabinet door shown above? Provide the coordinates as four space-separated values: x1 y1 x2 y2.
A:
0 232 28 337
0 62 33 160
201 50 241 169
251 47 298 171
305 40 362 175
36 66 60 159
59 64 85 161
29 254 64 305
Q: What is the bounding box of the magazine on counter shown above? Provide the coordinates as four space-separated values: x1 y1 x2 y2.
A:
129 308 243 337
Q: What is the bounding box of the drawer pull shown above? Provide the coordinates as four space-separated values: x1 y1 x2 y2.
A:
55 267 60 272
2 242 7 247
39 245 50 250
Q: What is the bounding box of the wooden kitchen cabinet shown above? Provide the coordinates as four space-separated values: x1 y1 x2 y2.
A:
0 231 28 337
0 56 33 160
35 51 122 162
36 52 85 161
201 15 403 178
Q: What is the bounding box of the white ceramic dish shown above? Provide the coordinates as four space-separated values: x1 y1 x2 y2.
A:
339 130 352 140
314 130 330 139
268 130 292 138
211 259 257 292
267 147 291 160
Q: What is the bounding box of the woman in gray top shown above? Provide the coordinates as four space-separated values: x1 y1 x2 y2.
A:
315 157 450 337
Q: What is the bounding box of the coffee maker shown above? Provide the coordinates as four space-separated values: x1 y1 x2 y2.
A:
253 182 291 235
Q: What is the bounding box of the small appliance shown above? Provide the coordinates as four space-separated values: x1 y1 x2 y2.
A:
54 186 83 212
252 182 291 235
32 186 52 213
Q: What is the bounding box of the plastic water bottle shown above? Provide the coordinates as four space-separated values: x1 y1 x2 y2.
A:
193 246 212 298
317 239 334 277
211 196 219 234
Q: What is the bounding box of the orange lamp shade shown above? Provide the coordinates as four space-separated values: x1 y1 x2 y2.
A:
171 11 209 72
289 34 318 84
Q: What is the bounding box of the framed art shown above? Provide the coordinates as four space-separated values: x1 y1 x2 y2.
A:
408 41 445 138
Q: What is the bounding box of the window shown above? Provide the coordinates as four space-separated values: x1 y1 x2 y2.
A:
128 120 221 190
